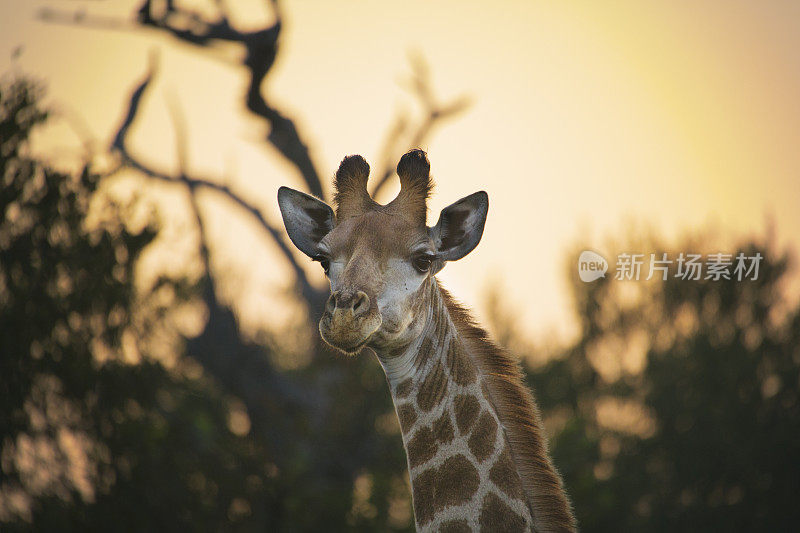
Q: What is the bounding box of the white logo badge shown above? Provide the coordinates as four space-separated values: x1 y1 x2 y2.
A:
578 250 608 282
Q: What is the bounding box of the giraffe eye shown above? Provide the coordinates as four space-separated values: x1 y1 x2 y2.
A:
412 254 434 273
313 255 330 275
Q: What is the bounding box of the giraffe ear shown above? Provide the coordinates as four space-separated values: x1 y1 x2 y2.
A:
429 191 488 262
278 186 334 258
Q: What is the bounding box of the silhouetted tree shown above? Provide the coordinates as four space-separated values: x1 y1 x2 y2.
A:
0 75 268 530
517 237 800 532
5 0 469 529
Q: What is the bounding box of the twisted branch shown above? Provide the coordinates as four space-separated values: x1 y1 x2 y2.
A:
108 52 321 308
370 55 471 199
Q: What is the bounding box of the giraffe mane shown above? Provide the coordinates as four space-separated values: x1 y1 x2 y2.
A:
439 284 577 532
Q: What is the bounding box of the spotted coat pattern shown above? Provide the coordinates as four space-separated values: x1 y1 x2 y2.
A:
378 281 532 532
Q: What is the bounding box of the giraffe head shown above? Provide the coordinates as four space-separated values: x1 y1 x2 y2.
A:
278 150 488 354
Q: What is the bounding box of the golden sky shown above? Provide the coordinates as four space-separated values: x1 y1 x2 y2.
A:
2 0 799 343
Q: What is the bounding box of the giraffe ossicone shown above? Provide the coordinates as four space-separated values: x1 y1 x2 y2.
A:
278 149 576 532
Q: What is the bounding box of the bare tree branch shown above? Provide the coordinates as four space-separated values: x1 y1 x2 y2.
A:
42 0 325 200
370 57 471 199
110 52 156 153
41 3 470 216
164 95 317 454
107 52 322 308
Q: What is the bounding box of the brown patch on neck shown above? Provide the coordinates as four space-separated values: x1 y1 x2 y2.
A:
432 410 455 444
438 284 577 532
407 426 437 468
411 469 436 526
396 404 417 433
467 411 498 462
479 492 528 533
446 337 478 385
417 359 448 412
433 455 480 510
454 393 480 434
411 455 481 528
490 449 525 500
395 378 413 399
439 519 470 533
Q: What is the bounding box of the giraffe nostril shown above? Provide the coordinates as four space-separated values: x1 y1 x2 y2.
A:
325 293 337 314
328 290 370 317
352 291 370 317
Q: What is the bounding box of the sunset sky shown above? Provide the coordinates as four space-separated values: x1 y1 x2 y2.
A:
2 0 799 344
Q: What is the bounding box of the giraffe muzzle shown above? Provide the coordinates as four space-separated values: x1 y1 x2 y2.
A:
319 290 382 354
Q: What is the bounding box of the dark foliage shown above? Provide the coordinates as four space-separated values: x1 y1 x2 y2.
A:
527 240 800 532
0 78 411 531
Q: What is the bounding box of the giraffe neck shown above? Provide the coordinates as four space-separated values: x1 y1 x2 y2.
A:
374 279 534 532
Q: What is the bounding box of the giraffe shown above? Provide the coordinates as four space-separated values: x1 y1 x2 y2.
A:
278 150 576 532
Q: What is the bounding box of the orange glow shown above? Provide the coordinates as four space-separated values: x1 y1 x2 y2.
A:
1 0 798 344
